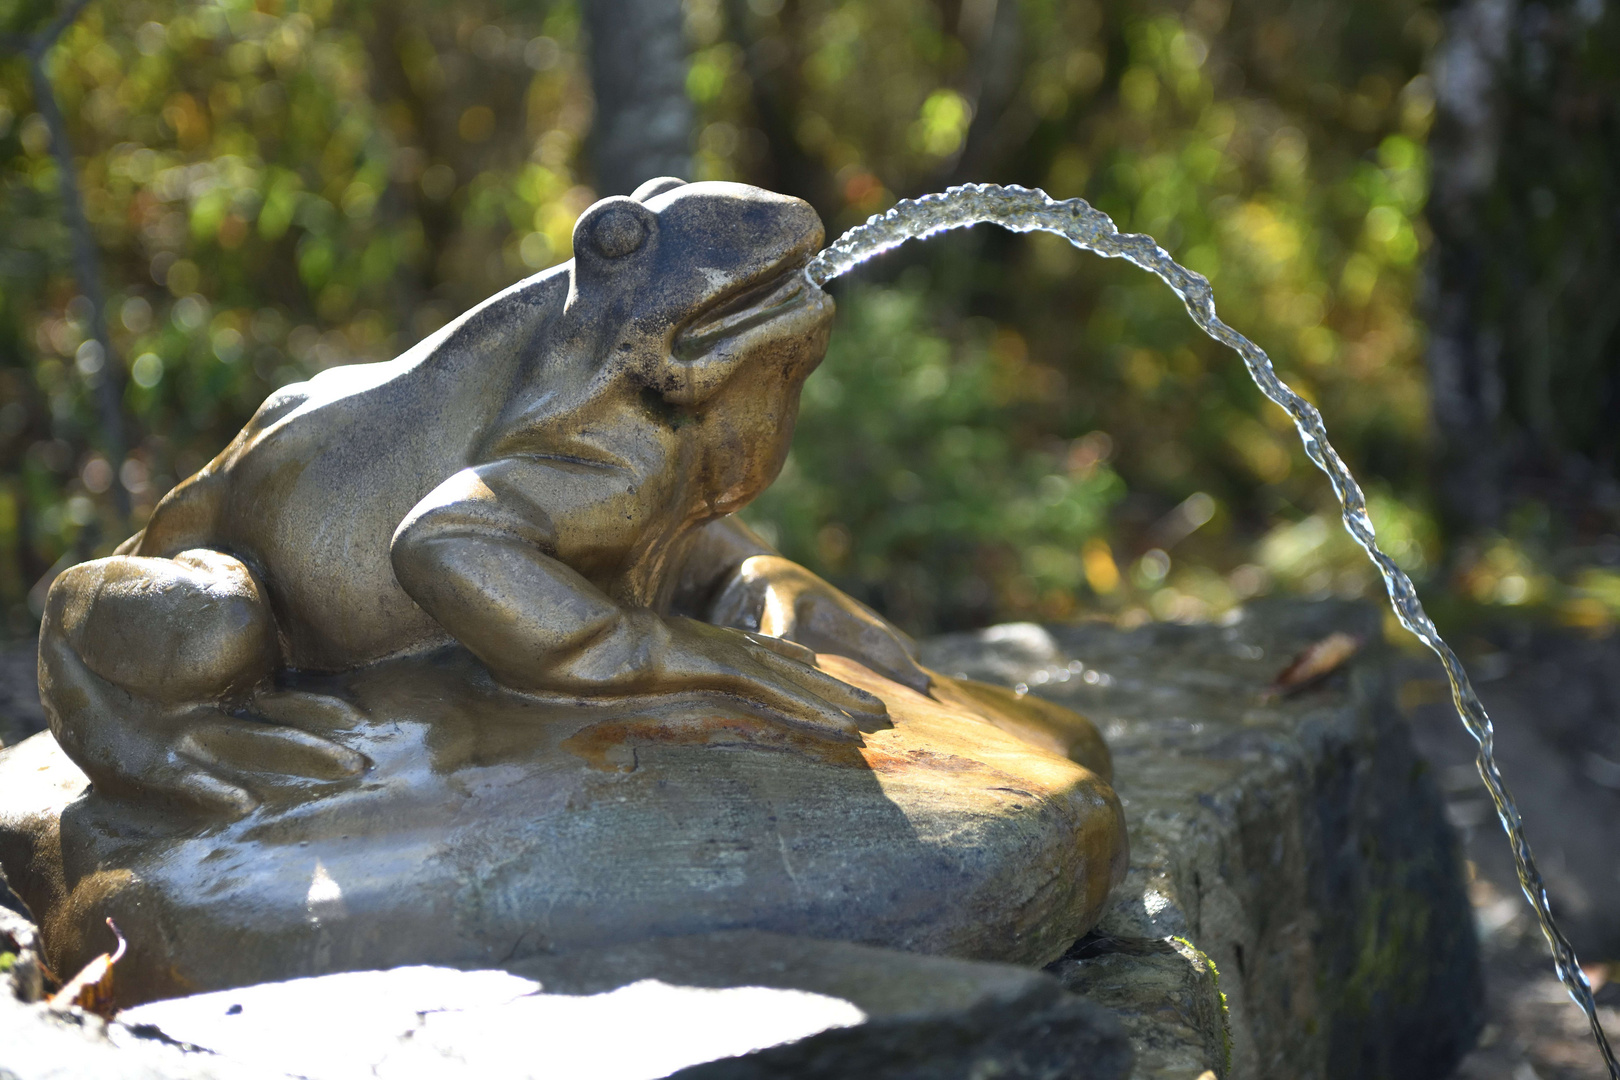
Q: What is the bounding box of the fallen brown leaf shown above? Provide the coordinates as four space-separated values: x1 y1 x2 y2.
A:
47 917 124 1019
1264 632 1363 701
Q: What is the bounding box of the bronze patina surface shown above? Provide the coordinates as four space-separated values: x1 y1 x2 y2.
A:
0 180 1125 1003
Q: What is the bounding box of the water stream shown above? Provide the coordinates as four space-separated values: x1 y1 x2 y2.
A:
804 183 1618 1076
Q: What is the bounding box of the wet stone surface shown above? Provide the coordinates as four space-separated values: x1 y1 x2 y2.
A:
920 599 1484 1080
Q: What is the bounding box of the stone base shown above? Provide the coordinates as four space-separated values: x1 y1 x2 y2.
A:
0 650 1123 1005
922 600 1483 1079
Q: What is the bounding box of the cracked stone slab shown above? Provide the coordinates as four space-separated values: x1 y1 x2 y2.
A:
120 965 869 1080
104 932 1131 1080
920 600 1483 1080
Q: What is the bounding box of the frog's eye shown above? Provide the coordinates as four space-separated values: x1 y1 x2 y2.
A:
572 196 656 267
589 206 648 259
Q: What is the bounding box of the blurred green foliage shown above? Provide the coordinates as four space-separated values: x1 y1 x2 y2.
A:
749 276 1129 631
707 0 1444 630
1 0 1614 638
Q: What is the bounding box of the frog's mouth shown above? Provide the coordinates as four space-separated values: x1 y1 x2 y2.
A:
674 263 818 360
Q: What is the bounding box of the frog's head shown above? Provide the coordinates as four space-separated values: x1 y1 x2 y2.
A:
562 179 834 409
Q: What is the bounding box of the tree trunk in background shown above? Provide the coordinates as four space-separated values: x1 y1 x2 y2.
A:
1426 0 1512 534
945 0 1028 187
6 0 133 527
724 0 839 222
1426 0 1620 538
584 0 694 196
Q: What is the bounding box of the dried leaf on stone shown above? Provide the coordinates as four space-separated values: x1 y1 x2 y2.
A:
47 918 125 1018
1264 632 1362 700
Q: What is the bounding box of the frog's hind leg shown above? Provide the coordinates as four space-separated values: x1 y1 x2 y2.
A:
39 550 364 816
45 549 277 705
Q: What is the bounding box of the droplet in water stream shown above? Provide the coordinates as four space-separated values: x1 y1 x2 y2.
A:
806 183 1618 1078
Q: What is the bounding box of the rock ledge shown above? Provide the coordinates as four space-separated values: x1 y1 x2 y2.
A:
922 599 1482 1080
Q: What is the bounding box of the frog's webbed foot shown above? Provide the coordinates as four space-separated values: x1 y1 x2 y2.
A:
43 651 370 819
248 688 369 740
709 624 891 737
39 551 369 820
171 705 370 815
552 614 889 741
707 554 932 694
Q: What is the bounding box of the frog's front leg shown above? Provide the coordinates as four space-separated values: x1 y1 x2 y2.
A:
390 463 886 738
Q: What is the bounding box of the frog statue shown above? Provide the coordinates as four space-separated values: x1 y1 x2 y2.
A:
0 179 1127 1005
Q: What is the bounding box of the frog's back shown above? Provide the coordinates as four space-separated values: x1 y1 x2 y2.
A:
139 272 565 669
